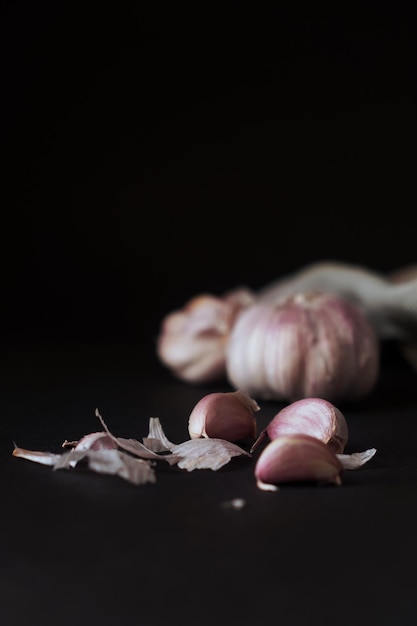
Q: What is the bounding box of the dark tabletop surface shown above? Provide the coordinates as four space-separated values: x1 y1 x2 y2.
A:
2 4 417 625
1 335 417 626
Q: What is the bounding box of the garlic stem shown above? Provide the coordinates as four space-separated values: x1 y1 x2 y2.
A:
257 260 417 341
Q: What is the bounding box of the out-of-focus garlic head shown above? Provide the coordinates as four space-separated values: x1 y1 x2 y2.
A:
156 288 256 384
225 291 380 403
188 389 260 442
252 397 348 454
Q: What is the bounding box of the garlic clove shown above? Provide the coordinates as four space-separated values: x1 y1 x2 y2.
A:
254 434 343 491
258 397 349 454
156 288 255 384
188 389 260 442
226 291 380 403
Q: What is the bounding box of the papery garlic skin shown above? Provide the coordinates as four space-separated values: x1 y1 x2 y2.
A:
254 434 343 491
188 390 259 442
265 397 348 454
156 288 255 383
225 291 380 403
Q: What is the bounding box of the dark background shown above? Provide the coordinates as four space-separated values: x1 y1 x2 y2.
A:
2 5 417 626
2 2 416 348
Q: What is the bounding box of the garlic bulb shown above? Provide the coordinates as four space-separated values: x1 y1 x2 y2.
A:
156 287 255 383
188 390 259 442
225 291 380 402
252 397 348 454
254 434 343 491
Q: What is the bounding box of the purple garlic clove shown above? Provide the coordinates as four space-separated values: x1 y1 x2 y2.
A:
188 389 259 442
256 397 349 454
254 433 343 491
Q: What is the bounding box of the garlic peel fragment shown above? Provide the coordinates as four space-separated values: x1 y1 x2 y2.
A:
144 415 252 470
142 416 176 452
95 411 251 472
222 498 246 509
337 447 377 470
53 448 157 485
13 444 156 485
171 437 251 471
12 445 62 466
13 408 252 484
68 431 117 451
95 409 180 465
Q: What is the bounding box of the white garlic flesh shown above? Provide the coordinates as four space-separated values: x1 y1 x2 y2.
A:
225 291 380 402
188 389 259 442
254 433 343 491
156 288 255 383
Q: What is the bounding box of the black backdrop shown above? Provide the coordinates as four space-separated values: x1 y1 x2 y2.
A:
2 3 416 345
2 6 417 626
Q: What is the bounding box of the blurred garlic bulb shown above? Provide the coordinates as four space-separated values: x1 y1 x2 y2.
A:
156 287 255 383
225 291 380 402
188 389 259 441
252 397 348 454
254 434 343 491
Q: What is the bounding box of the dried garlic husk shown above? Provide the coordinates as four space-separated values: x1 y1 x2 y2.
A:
337 448 376 469
143 416 251 470
252 397 348 453
156 287 255 383
63 431 117 451
170 438 251 471
12 409 251 484
188 389 259 441
13 443 157 485
226 291 380 402
254 434 343 491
